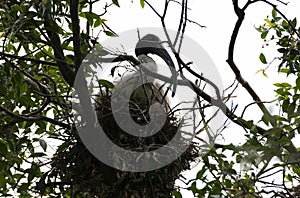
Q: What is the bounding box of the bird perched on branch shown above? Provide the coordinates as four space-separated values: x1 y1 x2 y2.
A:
135 34 177 97
97 34 175 124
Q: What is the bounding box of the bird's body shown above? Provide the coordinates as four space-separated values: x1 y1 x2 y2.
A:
115 54 169 124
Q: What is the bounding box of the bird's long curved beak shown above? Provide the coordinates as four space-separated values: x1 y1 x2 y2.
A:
153 47 177 97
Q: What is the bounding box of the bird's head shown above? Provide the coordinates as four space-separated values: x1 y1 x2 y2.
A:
135 34 161 55
135 34 175 69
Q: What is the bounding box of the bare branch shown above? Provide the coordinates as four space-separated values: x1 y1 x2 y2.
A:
0 51 73 67
226 0 275 125
0 105 70 129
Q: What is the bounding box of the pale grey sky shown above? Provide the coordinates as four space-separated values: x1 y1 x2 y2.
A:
98 1 300 196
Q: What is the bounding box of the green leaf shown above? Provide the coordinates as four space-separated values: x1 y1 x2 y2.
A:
104 30 116 37
112 0 120 7
0 139 8 156
264 19 275 27
188 182 200 196
282 20 289 29
262 70 268 77
0 84 7 96
274 82 291 88
0 172 6 189
279 68 290 74
282 100 289 113
296 77 300 89
98 79 114 89
272 8 277 18
261 31 268 39
30 152 46 158
286 174 293 182
18 182 30 193
172 191 182 198
276 29 282 37
140 0 145 8
94 18 104 28
291 18 297 28
196 168 206 179
259 53 267 64
20 83 28 95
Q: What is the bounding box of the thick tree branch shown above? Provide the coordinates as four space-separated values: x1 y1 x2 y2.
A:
226 0 299 164
70 0 83 70
43 16 76 86
226 0 275 125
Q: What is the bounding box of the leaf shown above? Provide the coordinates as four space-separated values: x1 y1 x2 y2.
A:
261 31 268 39
30 152 46 158
98 79 114 89
196 168 206 179
94 18 104 28
0 84 7 96
255 69 268 77
172 191 182 198
264 19 275 27
286 174 293 182
140 0 145 8
0 173 6 189
112 0 120 7
0 139 8 156
272 8 277 18
279 68 290 74
39 138 47 152
276 29 282 37
262 70 268 77
104 30 116 37
259 53 267 64
291 18 297 28
255 69 263 74
296 77 300 89
188 182 200 196
274 82 291 88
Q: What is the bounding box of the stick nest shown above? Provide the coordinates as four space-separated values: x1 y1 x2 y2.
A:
46 86 200 198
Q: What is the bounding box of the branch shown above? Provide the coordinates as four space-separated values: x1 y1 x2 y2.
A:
0 52 72 67
0 105 70 129
258 0 300 38
43 14 76 86
226 0 300 166
226 0 275 124
70 0 83 70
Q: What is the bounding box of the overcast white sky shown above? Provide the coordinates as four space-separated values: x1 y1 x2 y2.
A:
101 0 300 143
96 1 300 196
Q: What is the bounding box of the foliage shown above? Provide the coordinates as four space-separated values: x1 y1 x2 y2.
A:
0 0 300 197
185 4 300 198
0 0 120 196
